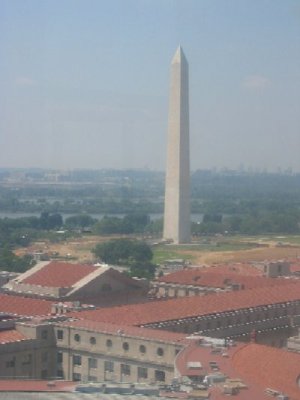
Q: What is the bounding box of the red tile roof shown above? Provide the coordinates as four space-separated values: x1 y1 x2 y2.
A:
0 294 53 317
70 281 300 326
21 261 97 288
0 380 76 392
59 319 187 343
0 329 27 344
158 268 290 289
232 343 300 400
175 341 269 400
201 263 263 276
290 262 300 273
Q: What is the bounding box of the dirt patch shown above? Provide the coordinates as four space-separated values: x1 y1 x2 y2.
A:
180 245 300 264
15 235 116 263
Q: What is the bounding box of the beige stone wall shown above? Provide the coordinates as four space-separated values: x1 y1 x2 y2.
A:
255 261 291 277
4 280 65 298
0 324 57 379
154 283 211 298
54 325 182 384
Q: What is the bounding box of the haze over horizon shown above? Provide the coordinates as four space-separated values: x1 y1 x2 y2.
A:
1 0 300 172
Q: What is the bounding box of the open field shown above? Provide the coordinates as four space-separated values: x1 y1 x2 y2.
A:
15 234 300 265
153 235 300 265
15 235 113 263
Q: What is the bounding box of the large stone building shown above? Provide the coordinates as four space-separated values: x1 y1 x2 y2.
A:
3 261 148 305
69 281 300 347
163 46 190 244
152 266 293 298
1 317 300 399
0 273 300 398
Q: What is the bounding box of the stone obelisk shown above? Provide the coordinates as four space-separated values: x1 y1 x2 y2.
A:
163 46 190 244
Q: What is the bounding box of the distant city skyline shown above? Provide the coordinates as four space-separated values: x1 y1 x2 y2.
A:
1 1 300 171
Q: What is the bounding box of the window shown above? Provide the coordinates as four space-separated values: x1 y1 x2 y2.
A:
41 352 48 363
6 359 15 368
138 367 148 379
41 369 48 379
139 344 146 354
155 370 165 382
88 375 97 382
41 330 48 339
57 330 64 340
22 354 32 365
106 339 112 348
88 358 97 369
57 370 64 378
74 334 81 342
72 373 81 381
57 352 63 364
122 342 129 351
157 347 164 357
90 336 96 345
121 364 131 376
104 360 114 372
73 355 81 366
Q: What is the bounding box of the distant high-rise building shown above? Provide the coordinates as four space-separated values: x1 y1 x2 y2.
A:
163 46 190 244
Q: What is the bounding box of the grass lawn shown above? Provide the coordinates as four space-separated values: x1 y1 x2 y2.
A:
152 239 257 265
152 246 196 264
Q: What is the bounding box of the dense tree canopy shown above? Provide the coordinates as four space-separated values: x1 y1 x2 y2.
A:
93 239 156 279
64 214 97 229
0 246 35 273
93 213 151 235
93 239 153 264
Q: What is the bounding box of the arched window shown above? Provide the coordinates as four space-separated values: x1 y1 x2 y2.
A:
157 347 164 357
74 334 80 342
139 345 146 354
90 336 96 345
123 342 129 351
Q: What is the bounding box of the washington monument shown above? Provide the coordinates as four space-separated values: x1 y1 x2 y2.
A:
163 46 190 244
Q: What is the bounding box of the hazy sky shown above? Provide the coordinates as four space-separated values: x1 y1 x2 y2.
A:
1 0 300 171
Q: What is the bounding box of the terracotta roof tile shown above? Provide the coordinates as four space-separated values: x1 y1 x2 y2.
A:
0 294 53 317
71 281 300 326
201 263 263 276
158 268 290 289
290 262 300 273
0 329 27 344
21 261 97 288
0 380 76 392
175 341 270 399
232 343 300 400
